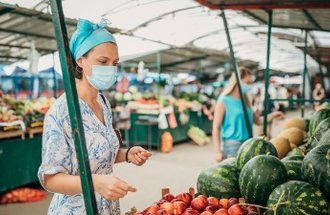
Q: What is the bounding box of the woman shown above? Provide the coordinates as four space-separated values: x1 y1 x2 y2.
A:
38 19 151 214
212 67 283 162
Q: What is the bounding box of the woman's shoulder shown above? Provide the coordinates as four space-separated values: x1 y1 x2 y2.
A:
45 94 68 119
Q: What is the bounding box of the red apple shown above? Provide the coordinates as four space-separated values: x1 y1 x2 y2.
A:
197 195 208 202
157 199 168 206
200 211 213 215
157 209 168 215
214 208 229 215
163 193 175 202
219 199 229 209
191 197 208 212
173 200 188 215
146 205 160 214
160 202 174 215
145 213 156 215
228 204 244 215
176 193 193 205
228 198 239 208
207 197 219 207
205 205 219 213
182 208 200 215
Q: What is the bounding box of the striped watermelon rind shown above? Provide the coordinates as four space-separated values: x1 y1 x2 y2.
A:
282 160 303 181
302 144 330 200
281 155 304 162
197 158 241 199
267 180 330 215
308 109 330 136
236 137 277 170
239 154 287 206
309 118 330 149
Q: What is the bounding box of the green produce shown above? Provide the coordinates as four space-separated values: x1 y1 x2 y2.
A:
282 160 303 181
309 108 330 136
309 118 330 149
236 137 277 170
197 158 241 199
302 144 330 200
322 102 330 110
239 155 287 206
286 148 304 157
267 181 330 215
317 130 330 147
304 118 310 132
281 155 304 162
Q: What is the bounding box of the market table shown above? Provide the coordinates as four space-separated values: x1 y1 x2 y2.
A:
0 135 42 193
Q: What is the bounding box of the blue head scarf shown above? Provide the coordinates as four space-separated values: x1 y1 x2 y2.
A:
69 19 117 61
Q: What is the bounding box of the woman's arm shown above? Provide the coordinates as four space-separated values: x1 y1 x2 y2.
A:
44 173 136 200
115 147 151 166
254 111 284 126
212 99 225 162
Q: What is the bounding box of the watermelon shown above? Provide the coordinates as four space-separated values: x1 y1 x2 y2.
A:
239 155 287 206
236 137 277 170
197 158 240 199
302 144 330 200
267 181 330 215
286 148 304 157
282 160 303 181
317 130 330 147
281 155 304 162
309 118 330 149
309 108 330 136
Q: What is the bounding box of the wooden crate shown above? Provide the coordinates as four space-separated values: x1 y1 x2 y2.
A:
0 130 25 140
26 127 43 138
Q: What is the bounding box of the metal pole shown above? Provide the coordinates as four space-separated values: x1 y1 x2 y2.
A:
221 10 253 138
263 10 273 136
302 30 308 117
49 0 98 214
157 51 161 98
52 53 58 98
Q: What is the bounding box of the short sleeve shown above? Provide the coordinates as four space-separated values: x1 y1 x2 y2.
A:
38 110 72 192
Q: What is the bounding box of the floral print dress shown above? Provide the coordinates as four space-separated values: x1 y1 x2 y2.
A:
38 93 120 215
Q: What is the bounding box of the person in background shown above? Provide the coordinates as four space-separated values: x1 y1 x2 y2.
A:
38 19 151 214
313 83 325 111
212 67 284 162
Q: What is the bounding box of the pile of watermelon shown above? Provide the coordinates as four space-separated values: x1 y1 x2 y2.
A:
197 107 330 215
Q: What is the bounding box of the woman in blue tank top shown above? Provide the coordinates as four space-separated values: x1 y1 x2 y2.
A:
212 67 283 162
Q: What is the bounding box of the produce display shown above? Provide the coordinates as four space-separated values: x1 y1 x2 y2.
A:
302 144 330 200
0 95 54 132
188 108 330 215
197 158 241 199
239 155 287 206
0 188 46 203
187 126 210 146
266 181 330 215
236 137 277 170
134 190 258 215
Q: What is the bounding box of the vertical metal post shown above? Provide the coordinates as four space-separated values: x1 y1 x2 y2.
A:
302 30 308 117
49 0 98 214
221 10 252 138
52 67 58 98
157 51 161 98
263 10 272 136
318 59 325 91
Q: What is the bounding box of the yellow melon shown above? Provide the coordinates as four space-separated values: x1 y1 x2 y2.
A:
283 118 306 131
270 137 291 158
279 127 304 146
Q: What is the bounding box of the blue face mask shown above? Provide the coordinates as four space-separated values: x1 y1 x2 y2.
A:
86 65 117 90
241 84 252 94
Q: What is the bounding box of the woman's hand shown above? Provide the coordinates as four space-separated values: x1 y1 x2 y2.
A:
127 146 152 166
93 174 136 201
216 151 225 162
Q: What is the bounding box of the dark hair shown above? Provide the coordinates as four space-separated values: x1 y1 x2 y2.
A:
71 52 89 80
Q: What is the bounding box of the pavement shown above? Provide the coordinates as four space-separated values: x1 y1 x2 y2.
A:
0 110 305 215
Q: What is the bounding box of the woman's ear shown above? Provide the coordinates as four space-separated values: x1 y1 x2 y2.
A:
76 57 84 68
